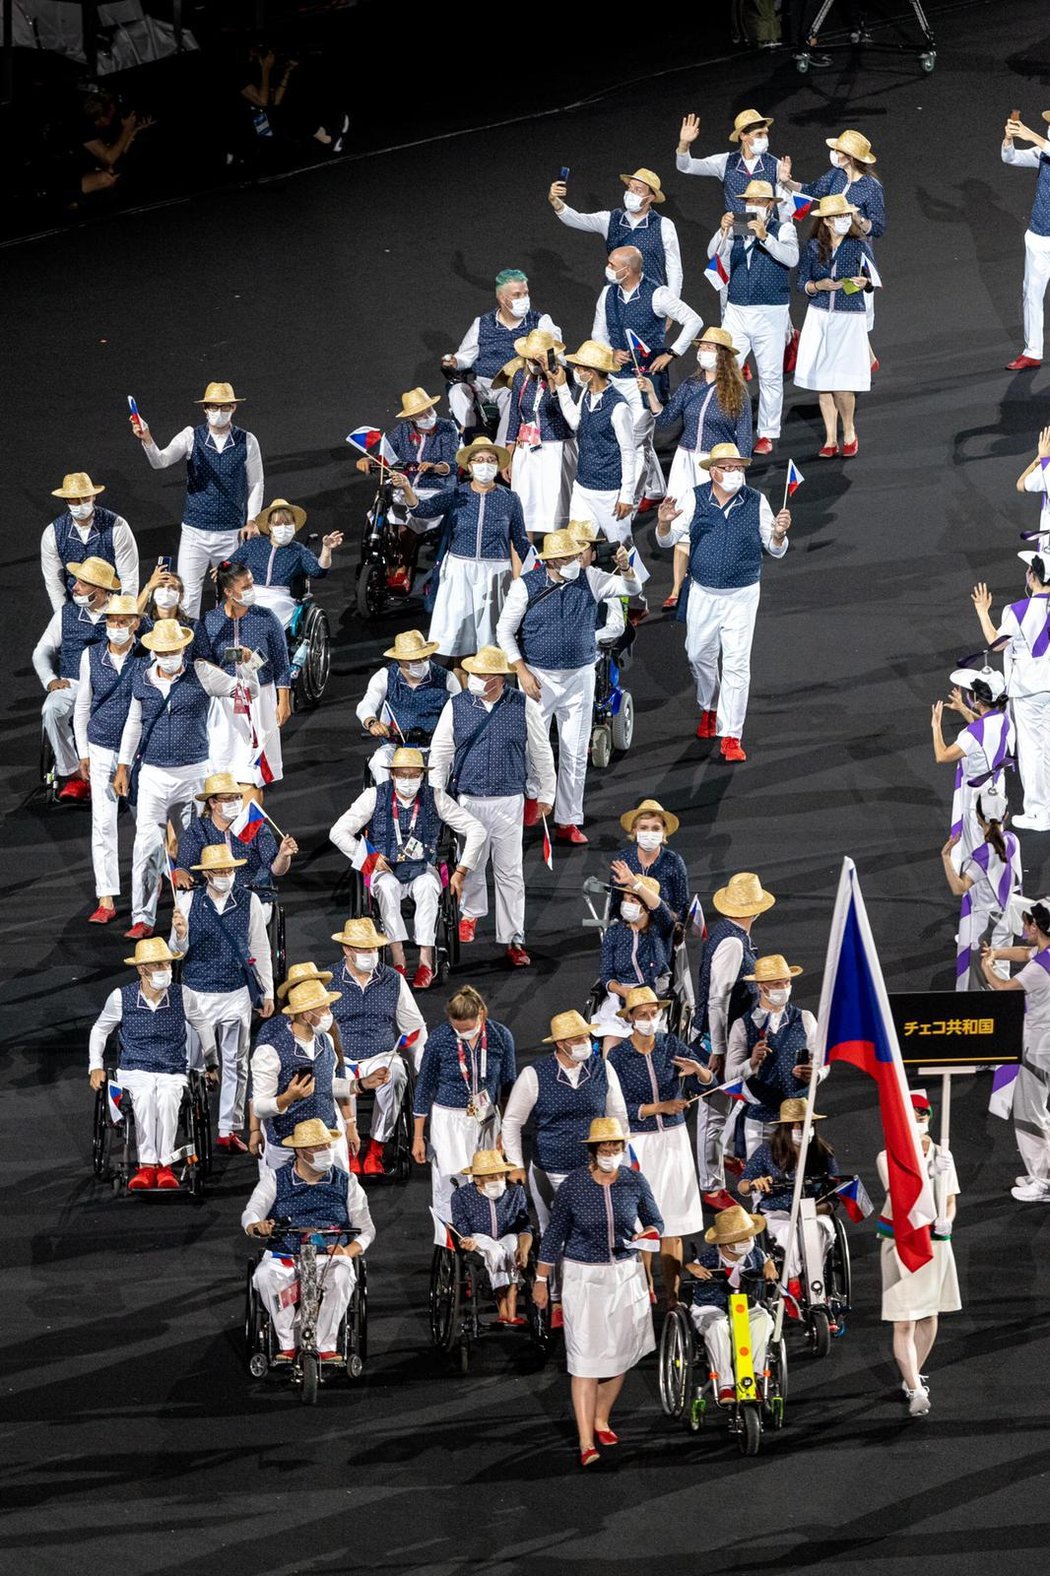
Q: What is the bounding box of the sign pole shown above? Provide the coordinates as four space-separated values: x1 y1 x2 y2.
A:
918 1064 976 1220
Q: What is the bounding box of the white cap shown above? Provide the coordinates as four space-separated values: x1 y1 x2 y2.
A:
976 785 1008 821
950 666 1007 701
1018 550 1046 570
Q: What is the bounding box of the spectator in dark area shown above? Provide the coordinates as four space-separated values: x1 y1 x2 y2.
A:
232 37 349 165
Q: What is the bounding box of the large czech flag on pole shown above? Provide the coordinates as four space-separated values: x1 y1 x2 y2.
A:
817 858 935 1272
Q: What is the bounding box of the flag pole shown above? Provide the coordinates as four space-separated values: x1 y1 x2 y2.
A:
781 471 791 513
261 807 289 843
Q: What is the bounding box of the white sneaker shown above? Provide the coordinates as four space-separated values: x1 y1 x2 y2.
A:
908 1387 931 1417
901 1374 930 1397
1012 815 1050 831
1011 1178 1050 1201
1016 1174 1038 1187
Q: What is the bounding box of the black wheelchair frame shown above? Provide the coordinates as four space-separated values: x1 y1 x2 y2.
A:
428 1235 548 1374
92 1064 212 1199
245 1228 368 1402
287 592 332 710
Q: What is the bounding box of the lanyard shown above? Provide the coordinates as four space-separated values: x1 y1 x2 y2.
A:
455 1027 487 1095
391 795 420 848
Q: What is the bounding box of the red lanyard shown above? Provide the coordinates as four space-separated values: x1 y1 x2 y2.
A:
392 795 420 848
455 1026 487 1094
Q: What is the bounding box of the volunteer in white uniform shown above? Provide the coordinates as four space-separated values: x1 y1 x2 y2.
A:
1015 425 1050 551
982 901 1050 1201
931 666 1014 863
972 560 1050 829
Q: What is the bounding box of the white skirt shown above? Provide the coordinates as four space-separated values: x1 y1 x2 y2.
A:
562 1256 655 1377
794 305 871 393
593 989 633 1039
667 447 708 509
428 555 512 658
880 1237 961 1322
512 439 576 535
207 681 284 786
252 583 297 629
629 1124 704 1238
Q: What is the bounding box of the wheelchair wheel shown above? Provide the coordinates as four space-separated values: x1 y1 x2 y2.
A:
809 1308 831 1360
245 1262 270 1376
301 1352 319 1405
610 691 634 754
739 1404 762 1456
40 728 59 804
429 1246 459 1351
590 723 612 770
392 1092 412 1182
189 1070 213 1178
92 1084 110 1179
293 602 331 709
353 1257 368 1370
828 1213 852 1313
356 561 386 621
658 1306 691 1420
268 904 287 992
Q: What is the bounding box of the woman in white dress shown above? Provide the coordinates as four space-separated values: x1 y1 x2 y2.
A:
877 1090 960 1417
794 194 880 458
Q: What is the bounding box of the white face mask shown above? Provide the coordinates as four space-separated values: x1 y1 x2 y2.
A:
154 586 179 609
605 265 624 285
215 796 242 819
353 949 378 973
481 1179 506 1199
394 776 423 798
829 150 845 167
234 584 256 605
596 1152 621 1173
304 1146 333 1171
573 371 592 389
765 986 790 1007
206 408 231 428
748 136 769 155
790 1126 803 1145
635 829 663 851
471 461 497 483
69 502 94 521
157 652 183 674
72 592 93 608
727 1235 755 1257
916 1118 930 1135
509 295 531 318
620 901 643 923
316 1010 334 1032
745 203 767 218
457 1022 481 1042
623 190 645 213
831 215 853 235
108 624 132 645
715 468 745 493
467 673 490 696
633 1017 658 1037
270 525 295 546
415 411 437 430
148 968 172 990
697 349 718 371
209 873 235 893
406 660 429 679
557 560 581 581
566 1040 592 1063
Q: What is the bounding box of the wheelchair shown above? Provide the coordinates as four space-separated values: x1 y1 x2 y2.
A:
92 1066 212 1199
266 900 287 988
428 1228 548 1375
581 877 694 1043
442 366 500 446
590 636 635 771
245 1226 368 1402
769 1191 852 1358
287 591 332 710
344 824 462 987
355 477 429 621
346 1054 415 1183
658 1271 787 1455
40 727 60 804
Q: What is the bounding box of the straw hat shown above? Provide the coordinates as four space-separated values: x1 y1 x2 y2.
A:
66 555 121 592
568 519 598 545
619 167 666 203
713 871 776 917
191 842 247 873
257 498 307 536
331 916 390 948
777 1098 826 1124
101 595 140 617
583 1116 628 1145
565 339 619 375
536 529 584 561
742 179 775 203
699 443 752 472
461 645 511 676
280 1116 341 1149
705 1204 766 1244
619 985 670 1016
282 977 342 1016
390 747 429 772
455 435 512 472
277 961 335 1001
140 618 195 653
826 129 876 165
729 109 773 143
382 628 439 662
616 874 661 899
195 381 242 404
490 357 525 392
397 386 441 420
461 1149 515 1177
693 325 739 355
744 953 804 983
194 771 243 803
124 936 179 968
619 797 680 838
543 1008 601 1044
811 193 859 219
514 327 565 360
52 471 105 499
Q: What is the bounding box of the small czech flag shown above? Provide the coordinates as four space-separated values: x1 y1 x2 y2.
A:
541 816 553 871
791 191 814 220
429 1207 457 1253
687 894 705 937
860 252 882 289
722 1079 747 1102
346 427 398 465
396 1029 421 1053
625 1227 662 1253
627 1143 641 1172
704 253 731 290
252 747 275 787
785 458 805 497
107 1081 124 1125
832 1175 875 1223
230 798 267 843
625 327 652 358
353 835 379 875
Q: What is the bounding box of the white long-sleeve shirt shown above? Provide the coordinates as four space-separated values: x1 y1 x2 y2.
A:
656 488 789 565
240 1164 376 1250
41 512 139 612
73 642 133 757
117 659 258 766
707 218 800 270
354 665 461 728
726 1005 824 1091
703 932 747 1061
496 565 641 666
88 982 218 1070
591 282 703 361
33 604 106 689
427 691 557 803
329 784 487 871
553 381 639 505
169 885 274 1002
500 1058 629 1170
330 964 428 1069
250 1029 354 1119
1001 143 1043 171
555 204 683 297
142 426 265 525
450 311 561 370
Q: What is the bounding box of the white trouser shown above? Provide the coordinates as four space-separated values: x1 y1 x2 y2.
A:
568 483 636 544
448 377 512 445
253 1253 357 1350
177 524 242 621
354 1051 408 1142
469 1231 520 1291
722 302 789 439
368 742 396 784
1022 228 1050 361
762 1210 835 1281
526 665 596 827
252 584 297 628
685 580 761 739
130 760 206 926
459 792 526 943
611 375 665 501
696 1090 730 1190
1013 691 1050 823
690 1302 772 1390
371 868 442 946
118 1067 187 1166
1015 1053 1050 1182
183 988 250 1135
88 742 128 896
43 683 79 776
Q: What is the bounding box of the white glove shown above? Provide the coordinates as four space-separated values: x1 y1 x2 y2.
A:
933 1216 952 1238
931 1150 953 1175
